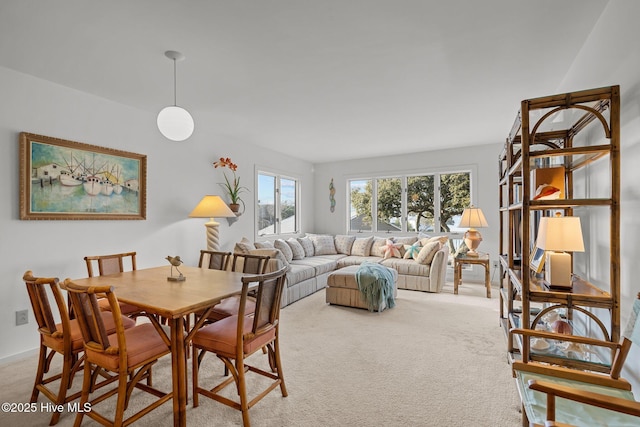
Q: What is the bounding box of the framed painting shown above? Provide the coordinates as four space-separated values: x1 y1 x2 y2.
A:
529 245 546 274
19 132 147 220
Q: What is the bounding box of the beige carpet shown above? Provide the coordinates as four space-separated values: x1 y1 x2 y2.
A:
0 281 522 426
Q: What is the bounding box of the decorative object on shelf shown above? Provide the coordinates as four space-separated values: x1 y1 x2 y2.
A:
157 50 194 142
536 213 585 289
166 255 185 281
19 132 147 220
214 157 248 215
329 178 336 212
529 246 546 274
458 206 488 257
189 195 236 251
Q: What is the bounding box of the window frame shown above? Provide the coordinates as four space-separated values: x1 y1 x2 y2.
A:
346 164 478 235
255 167 301 238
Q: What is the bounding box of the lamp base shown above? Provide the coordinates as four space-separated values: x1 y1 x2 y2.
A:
204 219 221 251
545 251 573 289
464 229 483 257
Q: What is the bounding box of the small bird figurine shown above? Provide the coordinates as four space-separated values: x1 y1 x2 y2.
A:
166 255 184 278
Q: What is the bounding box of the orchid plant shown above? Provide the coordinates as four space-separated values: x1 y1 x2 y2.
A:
214 157 248 206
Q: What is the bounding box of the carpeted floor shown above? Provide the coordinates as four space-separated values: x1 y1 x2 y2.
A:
0 281 522 426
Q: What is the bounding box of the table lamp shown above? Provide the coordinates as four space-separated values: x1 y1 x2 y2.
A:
459 206 488 257
189 195 236 251
535 213 585 289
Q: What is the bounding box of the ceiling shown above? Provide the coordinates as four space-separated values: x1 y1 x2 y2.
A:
0 1 608 163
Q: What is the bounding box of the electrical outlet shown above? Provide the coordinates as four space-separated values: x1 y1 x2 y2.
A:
16 310 28 326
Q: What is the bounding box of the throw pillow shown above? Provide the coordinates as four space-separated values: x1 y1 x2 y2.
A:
420 235 448 246
334 235 356 255
351 236 374 256
403 242 422 259
394 236 419 246
274 239 294 262
309 234 337 255
234 237 255 254
248 248 288 267
254 241 275 249
382 239 402 259
369 237 388 257
415 241 441 265
286 238 306 260
297 236 315 257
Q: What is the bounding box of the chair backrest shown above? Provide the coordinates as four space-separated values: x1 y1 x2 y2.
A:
84 251 137 277
232 253 271 274
64 280 124 356
23 271 68 340
198 250 232 271
611 292 640 378
238 267 287 346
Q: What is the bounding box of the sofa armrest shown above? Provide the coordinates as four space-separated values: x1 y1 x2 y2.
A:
428 244 450 292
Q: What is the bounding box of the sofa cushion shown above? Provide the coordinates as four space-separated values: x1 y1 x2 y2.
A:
234 237 256 254
334 235 356 255
416 241 441 265
370 237 388 257
336 255 384 268
285 263 316 287
351 236 374 256
291 255 338 276
308 234 337 255
274 239 294 262
286 238 306 260
297 236 315 257
381 258 430 277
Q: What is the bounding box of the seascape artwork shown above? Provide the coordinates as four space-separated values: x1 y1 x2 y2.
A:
20 133 146 220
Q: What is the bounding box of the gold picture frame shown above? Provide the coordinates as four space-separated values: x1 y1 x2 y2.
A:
529 245 546 274
19 132 147 220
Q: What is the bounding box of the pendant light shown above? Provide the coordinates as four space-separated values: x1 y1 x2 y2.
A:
157 50 194 141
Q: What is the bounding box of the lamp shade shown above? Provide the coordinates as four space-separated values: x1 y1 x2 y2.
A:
188 195 235 219
157 106 194 141
536 215 585 252
459 206 489 229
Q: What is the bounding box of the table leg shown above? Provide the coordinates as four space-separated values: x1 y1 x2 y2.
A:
454 261 460 295
484 263 491 298
170 316 187 427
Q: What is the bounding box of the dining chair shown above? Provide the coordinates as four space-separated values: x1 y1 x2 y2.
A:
512 292 640 426
64 279 173 427
198 249 232 271
191 266 289 427
24 271 135 425
84 251 142 318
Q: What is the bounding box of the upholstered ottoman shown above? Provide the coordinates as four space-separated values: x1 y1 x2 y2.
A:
326 265 398 311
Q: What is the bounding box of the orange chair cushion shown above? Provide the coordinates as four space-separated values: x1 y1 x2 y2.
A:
192 315 276 358
85 323 169 371
42 313 136 353
98 298 141 316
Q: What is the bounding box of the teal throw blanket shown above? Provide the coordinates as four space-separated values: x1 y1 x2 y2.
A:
356 263 396 312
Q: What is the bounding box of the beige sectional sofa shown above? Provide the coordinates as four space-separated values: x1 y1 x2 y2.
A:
234 234 450 308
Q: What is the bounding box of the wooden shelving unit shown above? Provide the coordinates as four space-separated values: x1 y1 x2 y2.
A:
498 86 620 373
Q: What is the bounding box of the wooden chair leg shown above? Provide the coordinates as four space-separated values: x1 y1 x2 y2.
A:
74 363 92 427
49 352 74 425
236 359 251 427
30 343 47 403
192 349 200 408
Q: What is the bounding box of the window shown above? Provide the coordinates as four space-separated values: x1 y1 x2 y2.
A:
257 170 299 236
349 170 471 233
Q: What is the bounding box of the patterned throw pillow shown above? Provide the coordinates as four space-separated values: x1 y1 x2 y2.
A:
274 239 294 262
234 237 255 254
403 242 422 259
351 236 374 256
297 237 315 257
249 248 288 267
286 238 306 260
415 241 441 265
334 235 356 255
382 239 402 259
369 237 388 257
309 234 337 255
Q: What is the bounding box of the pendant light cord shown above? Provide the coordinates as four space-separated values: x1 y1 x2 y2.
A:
173 59 177 106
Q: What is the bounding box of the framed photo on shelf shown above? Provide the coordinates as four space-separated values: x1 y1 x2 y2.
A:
19 132 147 220
529 246 546 274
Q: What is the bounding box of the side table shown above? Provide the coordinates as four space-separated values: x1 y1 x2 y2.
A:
454 253 491 298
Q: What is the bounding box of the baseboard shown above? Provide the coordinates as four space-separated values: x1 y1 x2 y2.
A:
0 347 38 366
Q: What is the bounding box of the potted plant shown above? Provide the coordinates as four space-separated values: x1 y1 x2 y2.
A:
214 157 248 213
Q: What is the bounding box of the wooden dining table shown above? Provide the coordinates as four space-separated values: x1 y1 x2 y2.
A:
70 264 247 427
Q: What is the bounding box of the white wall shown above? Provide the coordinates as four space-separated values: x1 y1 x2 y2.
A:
0 66 313 361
